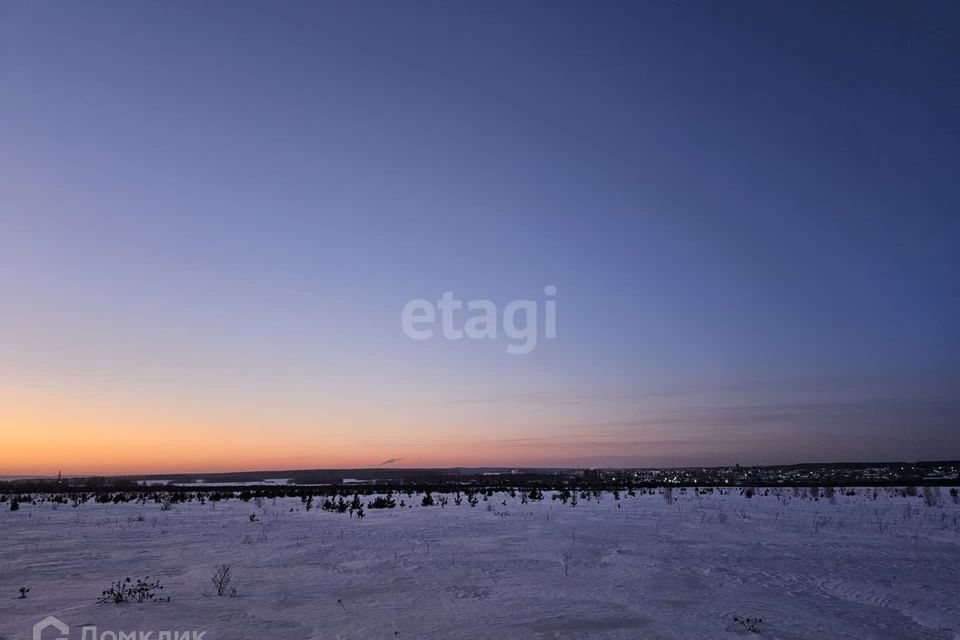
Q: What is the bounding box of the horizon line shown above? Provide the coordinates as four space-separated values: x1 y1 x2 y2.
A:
5 458 959 481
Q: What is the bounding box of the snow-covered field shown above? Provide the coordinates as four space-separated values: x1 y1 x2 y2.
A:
2 488 959 640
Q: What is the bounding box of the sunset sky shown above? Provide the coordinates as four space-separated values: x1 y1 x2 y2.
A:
2 2 958 475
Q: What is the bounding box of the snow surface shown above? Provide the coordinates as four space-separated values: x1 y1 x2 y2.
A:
2 488 959 639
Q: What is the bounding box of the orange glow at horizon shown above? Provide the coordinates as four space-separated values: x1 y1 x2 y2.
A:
2 385 658 476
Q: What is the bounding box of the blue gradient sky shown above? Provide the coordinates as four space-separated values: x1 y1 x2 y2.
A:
2 2 958 473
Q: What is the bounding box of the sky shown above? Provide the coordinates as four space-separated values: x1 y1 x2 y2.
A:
1 2 958 475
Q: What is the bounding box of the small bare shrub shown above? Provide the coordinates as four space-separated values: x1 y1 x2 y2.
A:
98 577 168 604
726 616 762 633
922 486 941 507
211 564 238 597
